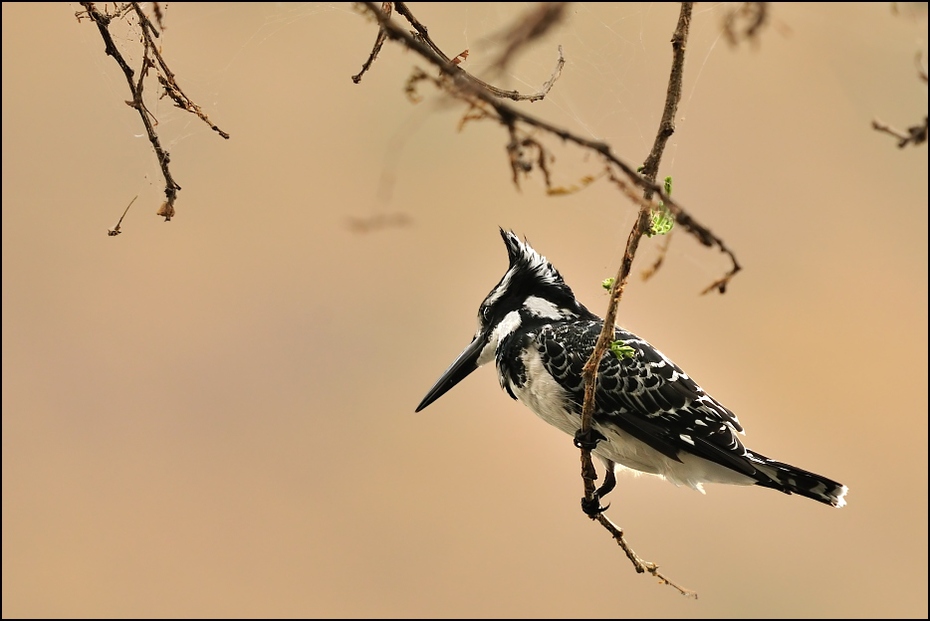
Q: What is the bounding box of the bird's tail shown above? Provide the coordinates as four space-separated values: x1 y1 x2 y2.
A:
749 452 848 508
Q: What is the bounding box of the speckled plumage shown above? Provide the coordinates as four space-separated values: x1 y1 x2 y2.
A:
417 229 847 509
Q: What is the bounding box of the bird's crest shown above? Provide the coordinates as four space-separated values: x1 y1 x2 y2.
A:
499 228 565 289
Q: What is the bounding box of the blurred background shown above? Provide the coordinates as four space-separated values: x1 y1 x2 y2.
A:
2 3 927 617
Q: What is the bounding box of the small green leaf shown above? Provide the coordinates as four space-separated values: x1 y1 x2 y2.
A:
648 208 674 237
646 175 674 237
610 341 636 360
602 277 615 291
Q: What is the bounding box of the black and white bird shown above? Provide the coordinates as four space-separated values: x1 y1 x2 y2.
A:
416 229 847 513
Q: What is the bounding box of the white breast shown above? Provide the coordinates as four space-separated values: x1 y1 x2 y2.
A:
508 345 755 493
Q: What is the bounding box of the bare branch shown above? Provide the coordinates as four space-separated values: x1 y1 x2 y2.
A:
641 230 673 281
357 2 738 295
107 195 138 236
77 2 228 223
358 2 565 102
78 2 180 219
486 2 568 71
353 3 741 593
353 2 393 83
722 2 770 48
871 35 927 148
130 3 230 140
577 3 698 597
872 116 928 148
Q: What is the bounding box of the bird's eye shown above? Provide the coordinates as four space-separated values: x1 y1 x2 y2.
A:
480 306 490 322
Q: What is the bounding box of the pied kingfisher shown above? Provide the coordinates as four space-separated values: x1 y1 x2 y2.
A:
416 229 848 513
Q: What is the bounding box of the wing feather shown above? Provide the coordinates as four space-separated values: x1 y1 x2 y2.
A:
536 320 753 474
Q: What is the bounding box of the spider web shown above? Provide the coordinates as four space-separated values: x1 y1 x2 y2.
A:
77 4 752 269
78 2 752 278
449 3 733 272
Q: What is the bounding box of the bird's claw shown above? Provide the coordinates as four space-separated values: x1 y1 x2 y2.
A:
581 496 609 517
573 428 606 451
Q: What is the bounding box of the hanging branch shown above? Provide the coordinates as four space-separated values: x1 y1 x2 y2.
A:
76 2 229 227
353 2 393 83
722 2 770 47
872 116 929 147
872 18 928 148
576 3 697 597
356 2 739 292
355 2 566 102
107 195 138 236
353 1 730 597
872 62 928 149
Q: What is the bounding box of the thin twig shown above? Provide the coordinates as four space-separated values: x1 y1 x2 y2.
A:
77 2 228 223
872 117 929 148
357 3 739 297
485 3 569 72
722 2 769 48
357 2 565 102
641 229 673 281
108 195 138 236
592 509 697 597
577 2 698 598
130 3 230 139
871 57 928 148
353 2 393 83
354 2 739 594
78 2 180 219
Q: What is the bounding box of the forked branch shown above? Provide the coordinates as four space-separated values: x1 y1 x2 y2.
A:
354 1 723 597
356 2 738 297
76 2 228 227
578 3 699 597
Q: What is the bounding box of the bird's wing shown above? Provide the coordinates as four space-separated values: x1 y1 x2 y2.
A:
537 321 755 475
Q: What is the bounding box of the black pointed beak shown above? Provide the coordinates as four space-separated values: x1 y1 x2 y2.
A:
415 335 486 412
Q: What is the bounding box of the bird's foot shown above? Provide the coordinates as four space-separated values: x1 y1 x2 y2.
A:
581 495 609 517
573 428 606 451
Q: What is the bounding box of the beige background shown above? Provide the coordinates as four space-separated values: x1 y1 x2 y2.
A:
3 3 927 617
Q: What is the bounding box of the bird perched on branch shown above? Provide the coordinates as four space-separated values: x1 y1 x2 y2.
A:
416 229 847 514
